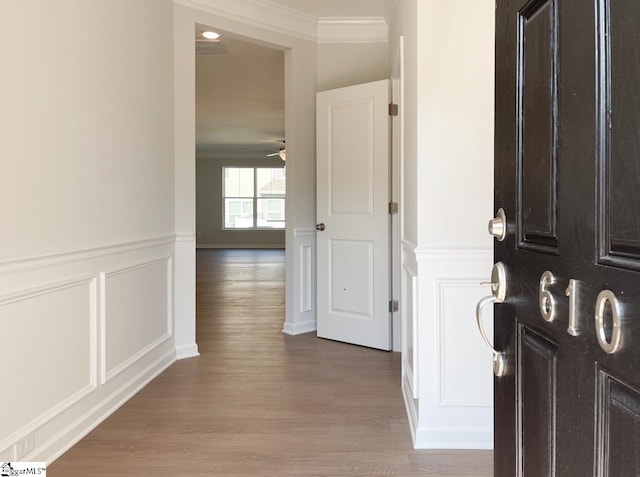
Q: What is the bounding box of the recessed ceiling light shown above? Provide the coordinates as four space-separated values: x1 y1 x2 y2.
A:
202 31 220 40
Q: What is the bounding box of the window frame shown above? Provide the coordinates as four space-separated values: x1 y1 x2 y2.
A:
222 166 286 230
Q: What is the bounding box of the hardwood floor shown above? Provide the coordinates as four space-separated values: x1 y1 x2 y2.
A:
49 249 493 476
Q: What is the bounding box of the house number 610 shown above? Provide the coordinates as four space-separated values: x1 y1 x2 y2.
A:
539 271 623 354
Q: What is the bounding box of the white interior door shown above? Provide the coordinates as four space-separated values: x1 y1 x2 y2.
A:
316 79 391 351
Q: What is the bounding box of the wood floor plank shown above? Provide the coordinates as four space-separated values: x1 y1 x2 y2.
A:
49 249 493 476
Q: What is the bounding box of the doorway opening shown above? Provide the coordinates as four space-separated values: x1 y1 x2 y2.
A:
194 26 287 342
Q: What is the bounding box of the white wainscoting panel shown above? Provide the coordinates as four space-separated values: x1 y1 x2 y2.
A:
283 228 316 335
301 244 313 313
411 246 494 450
437 280 493 407
0 277 97 452
400 239 419 445
102 258 172 383
0 236 177 463
401 240 418 401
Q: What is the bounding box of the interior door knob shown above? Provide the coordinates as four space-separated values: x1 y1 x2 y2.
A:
488 208 507 241
316 223 325 231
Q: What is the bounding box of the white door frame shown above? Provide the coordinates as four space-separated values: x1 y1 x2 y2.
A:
391 37 404 352
173 2 318 355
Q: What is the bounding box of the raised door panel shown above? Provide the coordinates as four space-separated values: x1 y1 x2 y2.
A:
598 0 640 269
517 0 559 252
518 326 557 476
330 239 373 318
597 371 640 476
329 100 374 216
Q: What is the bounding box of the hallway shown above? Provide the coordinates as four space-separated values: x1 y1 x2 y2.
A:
49 249 492 476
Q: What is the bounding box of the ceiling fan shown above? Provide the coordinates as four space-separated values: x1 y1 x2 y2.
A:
267 141 286 161
267 148 286 161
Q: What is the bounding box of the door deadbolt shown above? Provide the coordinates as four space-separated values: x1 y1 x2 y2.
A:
488 208 507 241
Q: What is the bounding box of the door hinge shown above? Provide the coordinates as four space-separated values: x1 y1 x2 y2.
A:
389 103 399 117
388 201 399 215
389 300 399 313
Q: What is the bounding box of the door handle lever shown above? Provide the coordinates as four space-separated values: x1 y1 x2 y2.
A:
475 262 507 377
476 295 506 377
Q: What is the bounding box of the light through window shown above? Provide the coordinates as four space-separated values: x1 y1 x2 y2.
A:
223 167 285 229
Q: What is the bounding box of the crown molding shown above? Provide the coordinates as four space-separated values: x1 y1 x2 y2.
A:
175 0 389 44
318 17 389 44
175 0 318 42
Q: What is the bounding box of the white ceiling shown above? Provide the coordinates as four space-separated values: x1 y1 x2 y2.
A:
196 33 285 157
195 0 391 159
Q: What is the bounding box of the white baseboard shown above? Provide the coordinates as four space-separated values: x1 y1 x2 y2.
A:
37 349 176 464
402 372 419 448
413 426 493 450
175 343 200 360
282 319 316 335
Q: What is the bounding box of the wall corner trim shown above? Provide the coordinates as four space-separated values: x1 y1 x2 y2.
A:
175 343 200 360
282 319 316 335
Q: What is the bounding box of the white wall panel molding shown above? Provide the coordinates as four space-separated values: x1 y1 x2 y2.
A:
282 228 316 335
0 239 178 462
175 0 318 42
300 244 313 313
197 244 285 249
101 257 173 384
0 235 176 274
35 348 176 464
435 279 493 408
401 239 418 401
412 245 494 449
0 276 98 454
402 264 418 400
318 17 388 44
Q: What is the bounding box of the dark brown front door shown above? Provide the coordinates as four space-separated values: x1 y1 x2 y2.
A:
494 0 640 475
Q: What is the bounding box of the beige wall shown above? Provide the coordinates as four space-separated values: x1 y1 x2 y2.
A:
1 1 175 256
0 0 177 463
390 0 495 450
389 0 418 245
416 0 494 247
317 42 389 92
196 156 285 247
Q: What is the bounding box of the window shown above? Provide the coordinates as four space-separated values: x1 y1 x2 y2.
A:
223 167 285 229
